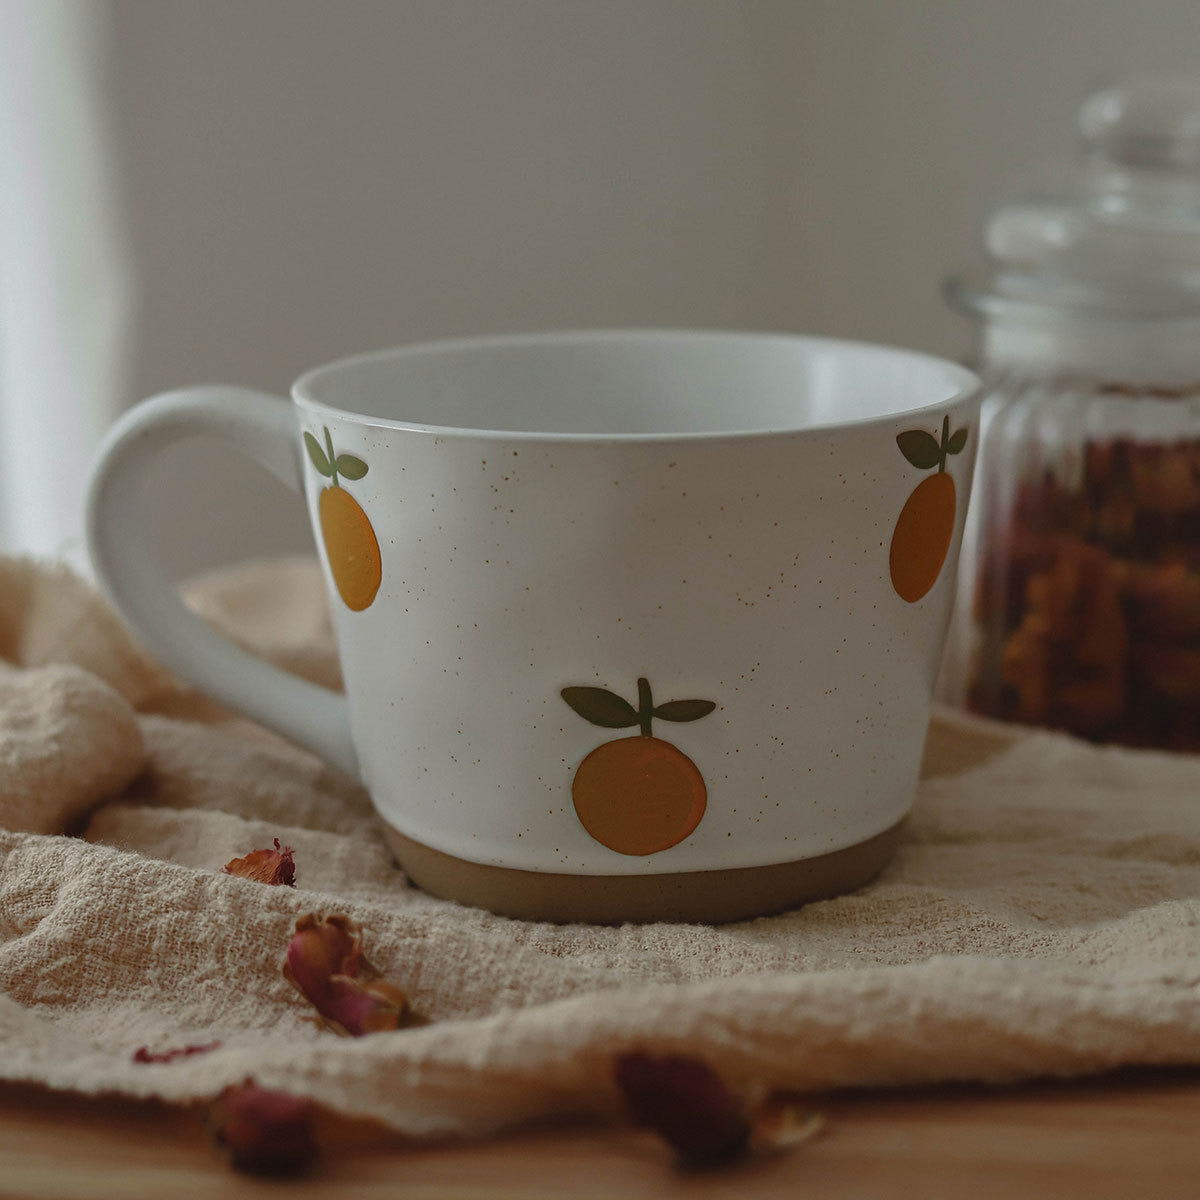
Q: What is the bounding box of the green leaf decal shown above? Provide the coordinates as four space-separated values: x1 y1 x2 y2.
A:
336 454 369 480
561 687 640 729
896 429 942 471
304 432 333 477
945 426 968 456
653 699 717 723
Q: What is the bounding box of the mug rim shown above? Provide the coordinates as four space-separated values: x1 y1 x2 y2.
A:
291 327 981 444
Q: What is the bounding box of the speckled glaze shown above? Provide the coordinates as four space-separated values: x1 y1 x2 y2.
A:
87 331 979 904
293 333 980 876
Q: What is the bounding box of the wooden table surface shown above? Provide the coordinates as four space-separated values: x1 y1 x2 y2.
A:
5 716 1198 1197
4 1068 1199 1199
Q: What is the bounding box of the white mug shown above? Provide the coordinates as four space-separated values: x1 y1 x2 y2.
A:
86 330 979 922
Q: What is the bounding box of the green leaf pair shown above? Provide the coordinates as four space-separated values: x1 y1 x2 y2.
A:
896 416 968 473
304 428 368 483
562 678 716 739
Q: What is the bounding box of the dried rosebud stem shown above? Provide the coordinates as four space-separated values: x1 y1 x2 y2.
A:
209 1078 317 1177
614 1051 751 1168
749 1099 825 1154
283 913 412 1036
224 838 296 886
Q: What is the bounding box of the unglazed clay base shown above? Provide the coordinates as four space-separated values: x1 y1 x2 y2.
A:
380 820 904 925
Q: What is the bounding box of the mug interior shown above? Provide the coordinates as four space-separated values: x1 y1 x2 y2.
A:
293 330 978 439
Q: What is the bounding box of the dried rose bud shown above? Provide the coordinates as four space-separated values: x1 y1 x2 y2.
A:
283 913 411 1036
209 1078 317 1177
133 1041 222 1064
614 1051 751 1168
224 838 296 886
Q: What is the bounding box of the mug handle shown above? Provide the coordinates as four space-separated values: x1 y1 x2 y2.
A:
85 387 359 777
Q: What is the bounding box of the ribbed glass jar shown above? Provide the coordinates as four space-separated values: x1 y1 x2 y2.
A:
942 79 1200 749
944 366 1200 749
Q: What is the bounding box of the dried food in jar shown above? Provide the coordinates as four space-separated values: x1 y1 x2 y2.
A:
968 430 1200 751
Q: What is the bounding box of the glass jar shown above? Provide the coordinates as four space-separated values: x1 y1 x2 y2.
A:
942 79 1200 751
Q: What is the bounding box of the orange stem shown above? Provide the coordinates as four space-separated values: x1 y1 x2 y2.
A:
636 677 654 736
324 427 340 487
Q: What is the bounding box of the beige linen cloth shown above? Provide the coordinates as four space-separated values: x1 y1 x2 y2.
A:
2 553 1200 1138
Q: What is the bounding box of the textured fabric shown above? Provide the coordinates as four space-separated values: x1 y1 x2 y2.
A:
2 555 1200 1137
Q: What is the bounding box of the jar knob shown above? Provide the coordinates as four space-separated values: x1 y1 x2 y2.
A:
1079 77 1200 173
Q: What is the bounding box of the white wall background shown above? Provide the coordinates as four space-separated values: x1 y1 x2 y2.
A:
113 0 1200 387
16 0 1200 571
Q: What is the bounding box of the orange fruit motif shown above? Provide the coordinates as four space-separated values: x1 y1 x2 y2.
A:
561 677 715 856
305 427 382 612
319 485 381 612
889 416 968 604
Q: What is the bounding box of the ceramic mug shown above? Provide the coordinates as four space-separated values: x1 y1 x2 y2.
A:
86 330 980 923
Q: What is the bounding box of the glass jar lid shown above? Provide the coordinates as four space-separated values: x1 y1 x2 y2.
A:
947 78 1200 326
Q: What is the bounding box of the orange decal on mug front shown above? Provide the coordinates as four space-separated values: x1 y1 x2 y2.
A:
561 677 715 855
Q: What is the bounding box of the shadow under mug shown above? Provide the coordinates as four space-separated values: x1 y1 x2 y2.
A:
86 330 980 923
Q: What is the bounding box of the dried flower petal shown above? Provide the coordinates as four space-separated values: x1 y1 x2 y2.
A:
209 1078 317 1177
133 1041 222 1064
614 1051 750 1168
282 913 411 1036
224 838 296 886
